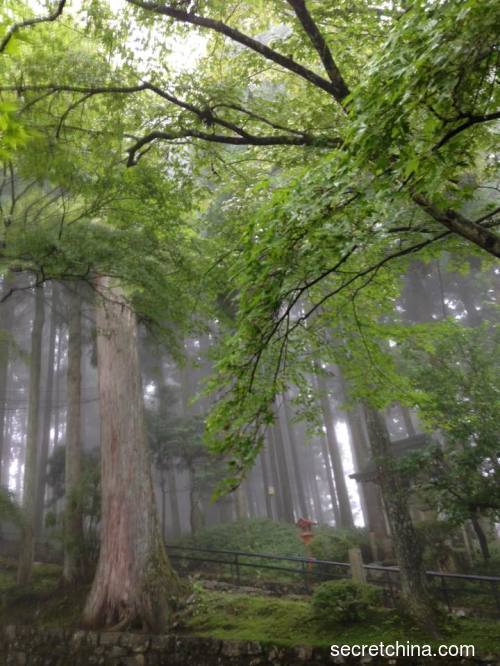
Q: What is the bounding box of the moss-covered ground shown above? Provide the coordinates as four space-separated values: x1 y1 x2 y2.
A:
0 556 89 628
0 556 498 657
179 586 500 655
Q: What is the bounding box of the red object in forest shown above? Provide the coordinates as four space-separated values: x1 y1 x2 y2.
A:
296 518 318 571
296 517 317 531
299 531 314 546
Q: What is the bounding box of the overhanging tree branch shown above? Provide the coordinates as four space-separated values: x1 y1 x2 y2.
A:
126 128 338 165
125 0 342 101
412 194 500 258
2 82 336 157
0 0 67 54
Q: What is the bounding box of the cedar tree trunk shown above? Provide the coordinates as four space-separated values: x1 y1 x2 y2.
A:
363 405 438 630
82 278 181 631
63 284 83 582
17 285 45 585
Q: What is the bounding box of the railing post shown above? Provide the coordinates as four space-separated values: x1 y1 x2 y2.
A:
348 547 366 584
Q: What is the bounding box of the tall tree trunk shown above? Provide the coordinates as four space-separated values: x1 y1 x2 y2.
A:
363 405 437 629
318 432 341 525
0 292 12 486
235 483 249 520
82 278 181 631
281 397 308 518
52 323 64 449
34 284 58 537
307 450 325 523
269 419 295 523
259 449 274 519
346 406 390 547
335 368 389 541
17 285 45 585
316 373 354 528
63 285 83 582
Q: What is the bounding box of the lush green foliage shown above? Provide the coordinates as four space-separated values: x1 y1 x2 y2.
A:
401 324 500 525
311 579 382 625
1 0 498 488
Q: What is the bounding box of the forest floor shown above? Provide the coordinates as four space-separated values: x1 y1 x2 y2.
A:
0 557 499 656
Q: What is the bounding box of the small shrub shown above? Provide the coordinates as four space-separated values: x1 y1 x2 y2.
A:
174 519 305 557
311 579 382 625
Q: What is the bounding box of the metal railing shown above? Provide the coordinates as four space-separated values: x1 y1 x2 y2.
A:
166 544 500 617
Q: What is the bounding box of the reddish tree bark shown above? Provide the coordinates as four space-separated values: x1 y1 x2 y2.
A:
82 278 181 631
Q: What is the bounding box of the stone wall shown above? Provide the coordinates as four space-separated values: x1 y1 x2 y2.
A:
0 626 497 665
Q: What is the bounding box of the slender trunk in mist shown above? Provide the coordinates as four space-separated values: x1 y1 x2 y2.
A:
0 284 13 485
307 453 325 523
63 285 83 582
281 398 308 518
316 374 354 528
235 483 249 520
52 324 63 449
179 353 192 416
336 370 388 538
83 278 181 631
346 406 389 539
34 284 58 537
259 450 274 519
363 405 437 628
269 420 295 523
167 465 181 538
319 433 341 525
17 286 45 585
245 471 257 517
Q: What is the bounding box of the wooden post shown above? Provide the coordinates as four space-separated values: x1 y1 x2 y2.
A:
349 547 366 584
